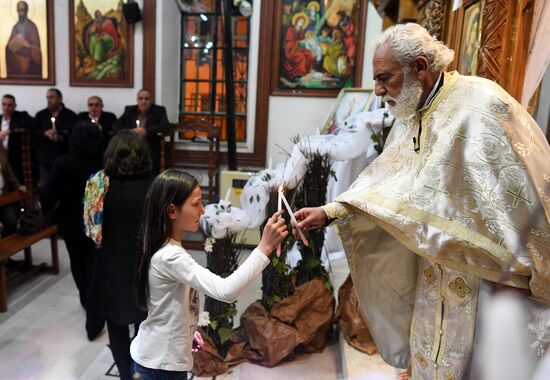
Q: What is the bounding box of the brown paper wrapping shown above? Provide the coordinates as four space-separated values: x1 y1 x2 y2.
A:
334 275 378 355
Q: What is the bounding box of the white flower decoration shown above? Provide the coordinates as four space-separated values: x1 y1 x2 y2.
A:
198 311 211 327
204 237 215 253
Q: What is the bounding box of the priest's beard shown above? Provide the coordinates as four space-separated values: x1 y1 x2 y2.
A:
382 70 423 120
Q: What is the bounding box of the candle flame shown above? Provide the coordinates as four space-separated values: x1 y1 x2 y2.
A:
50 117 55 122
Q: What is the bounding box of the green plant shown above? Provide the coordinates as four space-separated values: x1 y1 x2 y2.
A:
260 189 296 310
202 234 244 356
292 152 335 286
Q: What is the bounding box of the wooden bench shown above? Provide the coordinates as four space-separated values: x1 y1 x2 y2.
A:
0 190 59 312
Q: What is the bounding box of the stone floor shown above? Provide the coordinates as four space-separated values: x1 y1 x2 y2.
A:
0 238 400 379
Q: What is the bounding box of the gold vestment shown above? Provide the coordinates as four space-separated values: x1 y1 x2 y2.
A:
323 72 550 378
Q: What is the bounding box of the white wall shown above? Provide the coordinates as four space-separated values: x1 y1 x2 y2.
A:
266 2 383 166
0 0 145 118
535 65 550 136
156 0 180 123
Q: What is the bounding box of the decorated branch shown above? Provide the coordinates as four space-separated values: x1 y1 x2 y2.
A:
199 198 249 356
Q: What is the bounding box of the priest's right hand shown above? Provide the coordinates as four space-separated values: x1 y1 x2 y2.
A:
294 207 327 235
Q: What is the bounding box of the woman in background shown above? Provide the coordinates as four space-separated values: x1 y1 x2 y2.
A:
40 120 103 340
85 130 153 380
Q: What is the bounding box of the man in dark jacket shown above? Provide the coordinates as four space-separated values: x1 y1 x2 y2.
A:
0 94 33 184
0 146 27 237
115 88 170 173
77 95 116 148
33 88 78 186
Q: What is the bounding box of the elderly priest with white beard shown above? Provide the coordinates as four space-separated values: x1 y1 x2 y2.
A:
295 23 550 380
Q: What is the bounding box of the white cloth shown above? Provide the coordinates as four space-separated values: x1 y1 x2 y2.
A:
1 118 9 149
200 200 249 239
130 240 269 371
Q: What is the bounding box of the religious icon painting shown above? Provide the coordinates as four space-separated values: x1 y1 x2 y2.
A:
270 0 367 97
69 0 133 87
458 0 482 76
0 0 55 85
321 88 375 134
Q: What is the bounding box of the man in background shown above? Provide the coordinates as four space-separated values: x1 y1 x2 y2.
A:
33 88 77 187
0 94 33 184
115 88 170 173
78 95 116 147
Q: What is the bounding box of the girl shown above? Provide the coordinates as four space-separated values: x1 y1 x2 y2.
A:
131 169 287 379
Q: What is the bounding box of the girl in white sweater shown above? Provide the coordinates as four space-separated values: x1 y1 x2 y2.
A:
130 169 287 380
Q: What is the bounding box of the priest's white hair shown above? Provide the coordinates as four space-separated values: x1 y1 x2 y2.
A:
372 23 455 72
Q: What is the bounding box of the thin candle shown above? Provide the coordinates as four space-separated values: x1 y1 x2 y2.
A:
50 117 56 131
277 185 283 213
280 191 309 247
135 119 140 128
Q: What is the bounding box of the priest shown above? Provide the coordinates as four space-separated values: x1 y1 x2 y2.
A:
294 23 550 379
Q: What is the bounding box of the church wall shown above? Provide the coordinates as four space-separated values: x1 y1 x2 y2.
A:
535 65 550 136
0 0 383 168
155 0 180 123
266 2 383 166
0 0 145 118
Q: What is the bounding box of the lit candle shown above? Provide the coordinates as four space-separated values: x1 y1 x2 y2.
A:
268 156 272 171
224 187 232 202
135 119 140 128
276 184 283 257
50 117 56 131
280 190 309 246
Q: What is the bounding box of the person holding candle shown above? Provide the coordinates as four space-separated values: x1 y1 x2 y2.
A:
131 169 288 379
115 88 170 174
33 88 77 187
294 23 550 379
77 95 117 148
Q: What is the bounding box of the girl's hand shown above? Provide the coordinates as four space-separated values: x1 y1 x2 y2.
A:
192 331 204 353
258 210 288 256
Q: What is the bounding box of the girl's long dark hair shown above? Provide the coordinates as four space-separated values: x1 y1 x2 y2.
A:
135 169 199 310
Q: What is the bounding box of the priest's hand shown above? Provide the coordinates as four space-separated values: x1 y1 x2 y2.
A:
294 207 327 233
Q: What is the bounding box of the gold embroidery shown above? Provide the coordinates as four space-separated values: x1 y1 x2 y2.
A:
415 352 428 369
449 277 471 298
423 266 436 285
445 368 455 380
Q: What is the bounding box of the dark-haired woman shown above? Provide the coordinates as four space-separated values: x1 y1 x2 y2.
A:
84 130 153 380
40 120 104 339
130 169 287 380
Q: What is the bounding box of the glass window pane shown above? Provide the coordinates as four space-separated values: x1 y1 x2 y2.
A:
234 50 247 81
197 81 213 112
182 49 197 79
235 115 246 142
182 81 198 112
233 17 249 48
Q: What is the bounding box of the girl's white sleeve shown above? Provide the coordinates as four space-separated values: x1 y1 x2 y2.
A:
160 247 270 303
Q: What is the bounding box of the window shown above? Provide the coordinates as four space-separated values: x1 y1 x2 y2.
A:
180 1 250 143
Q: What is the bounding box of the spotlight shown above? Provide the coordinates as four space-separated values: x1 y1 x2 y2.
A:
233 0 252 17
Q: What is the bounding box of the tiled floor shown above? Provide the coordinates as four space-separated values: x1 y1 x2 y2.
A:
0 238 399 379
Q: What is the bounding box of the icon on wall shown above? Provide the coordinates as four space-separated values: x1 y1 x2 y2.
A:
69 0 134 87
0 0 55 85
